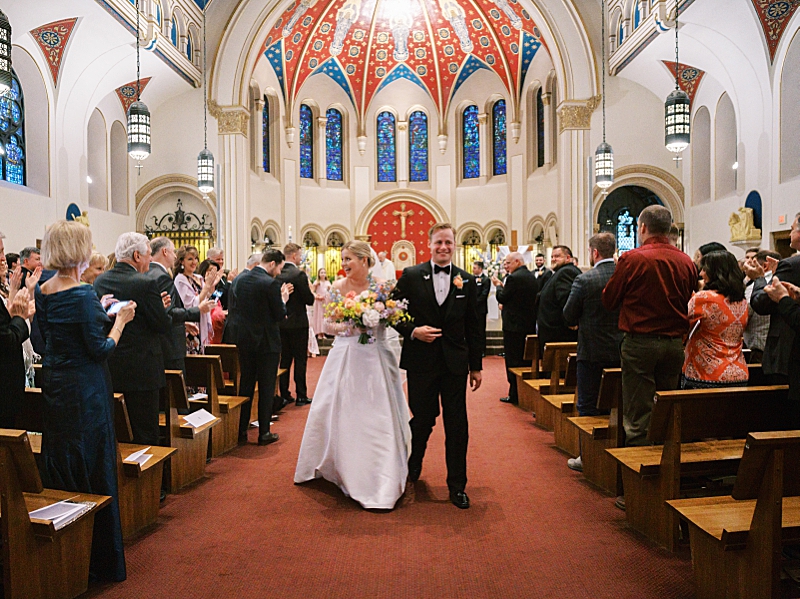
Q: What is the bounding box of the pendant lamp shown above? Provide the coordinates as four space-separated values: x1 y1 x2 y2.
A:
0 9 12 96
127 0 151 164
197 2 214 194
664 0 690 154
595 0 613 189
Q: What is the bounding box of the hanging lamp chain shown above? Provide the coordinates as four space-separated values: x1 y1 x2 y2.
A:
203 2 208 150
135 0 141 100
674 0 679 90
601 0 606 143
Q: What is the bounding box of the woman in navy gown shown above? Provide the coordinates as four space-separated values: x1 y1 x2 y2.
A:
35 220 136 582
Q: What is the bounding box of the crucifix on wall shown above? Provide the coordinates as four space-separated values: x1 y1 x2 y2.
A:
393 202 415 239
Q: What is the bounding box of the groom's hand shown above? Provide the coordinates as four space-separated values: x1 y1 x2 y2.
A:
469 371 482 391
412 326 441 343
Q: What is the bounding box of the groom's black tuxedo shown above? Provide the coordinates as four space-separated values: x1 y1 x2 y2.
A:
392 261 483 494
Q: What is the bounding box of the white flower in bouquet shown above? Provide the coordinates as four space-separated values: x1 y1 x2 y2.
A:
362 308 381 328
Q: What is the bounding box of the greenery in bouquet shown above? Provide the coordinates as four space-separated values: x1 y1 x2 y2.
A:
324 280 412 344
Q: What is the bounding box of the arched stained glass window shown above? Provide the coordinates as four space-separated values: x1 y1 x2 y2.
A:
262 96 270 173
171 17 178 46
0 72 25 186
536 88 545 168
492 100 507 176
186 33 193 61
299 104 314 179
409 110 428 182
377 111 396 182
633 2 641 28
463 105 480 179
618 21 624 44
326 108 343 181
616 209 636 253
154 0 162 26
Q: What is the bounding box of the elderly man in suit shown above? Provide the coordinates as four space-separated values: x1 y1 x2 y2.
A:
230 249 290 445
492 252 538 405
146 236 213 373
95 232 172 445
472 261 490 354
563 233 622 472
276 243 315 407
750 212 800 421
536 245 581 352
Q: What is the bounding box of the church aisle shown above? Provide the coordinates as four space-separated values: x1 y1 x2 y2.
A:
85 356 693 599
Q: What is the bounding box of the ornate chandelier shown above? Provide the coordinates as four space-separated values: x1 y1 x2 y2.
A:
127 0 151 165
0 9 12 96
664 0 690 156
595 0 613 190
197 2 214 194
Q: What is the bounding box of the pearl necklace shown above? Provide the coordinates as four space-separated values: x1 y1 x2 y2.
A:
57 273 79 284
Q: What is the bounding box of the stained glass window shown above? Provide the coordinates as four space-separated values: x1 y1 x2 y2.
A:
171 17 178 46
616 209 636 253
377 111 396 182
299 104 313 179
492 100 507 176
634 2 641 28
463 105 480 179
186 33 193 61
536 88 545 168
618 21 624 44
326 108 343 181
262 96 270 173
409 110 428 182
0 73 25 186
155 0 162 26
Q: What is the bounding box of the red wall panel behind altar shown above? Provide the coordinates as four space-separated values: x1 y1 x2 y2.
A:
366 200 437 265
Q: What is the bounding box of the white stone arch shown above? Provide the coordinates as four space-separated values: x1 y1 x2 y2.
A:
300 224 325 247
610 8 623 51
323 225 350 248
691 105 711 205
591 164 685 226
355 189 448 237
87 108 108 211
483 221 508 245
456 222 483 245
527 216 547 244
778 26 800 182
544 212 559 245
249 218 263 247
262 219 281 246
714 92 737 200
135 173 217 233
186 23 199 65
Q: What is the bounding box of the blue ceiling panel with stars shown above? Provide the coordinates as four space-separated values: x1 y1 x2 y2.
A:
518 32 542 94
451 55 491 102
265 40 286 96
311 59 355 105
374 64 429 99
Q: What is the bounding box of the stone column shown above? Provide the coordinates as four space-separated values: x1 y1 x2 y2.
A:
317 115 328 186
542 92 554 165
212 102 251 269
478 112 488 183
253 96 265 173
397 120 409 187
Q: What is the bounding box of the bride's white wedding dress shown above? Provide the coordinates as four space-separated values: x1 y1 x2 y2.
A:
294 324 411 509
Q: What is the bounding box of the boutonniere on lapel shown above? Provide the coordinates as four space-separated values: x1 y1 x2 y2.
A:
424 274 431 280
453 274 464 289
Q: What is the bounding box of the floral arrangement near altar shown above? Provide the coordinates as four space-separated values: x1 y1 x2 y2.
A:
324 280 412 344
481 252 504 281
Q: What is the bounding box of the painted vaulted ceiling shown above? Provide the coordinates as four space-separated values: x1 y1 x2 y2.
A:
262 0 544 128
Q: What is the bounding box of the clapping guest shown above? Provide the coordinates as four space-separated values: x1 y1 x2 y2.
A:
741 249 782 363
174 246 220 354
762 276 800 427
198 259 226 345
36 220 137 583
683 250 749 389
80 251 108 285
5 252 19 276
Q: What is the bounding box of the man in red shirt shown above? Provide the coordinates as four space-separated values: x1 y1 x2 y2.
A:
602 205 697 448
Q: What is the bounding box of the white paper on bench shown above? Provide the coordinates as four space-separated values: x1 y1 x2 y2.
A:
182 409 216 428
188 392 208 401
123 446 153 467
29 500 95 530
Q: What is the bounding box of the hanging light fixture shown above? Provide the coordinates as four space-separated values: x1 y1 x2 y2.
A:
595 0 613 190
197 1 214 194
128 0 151 166
0 8 12 96
664 0 690 155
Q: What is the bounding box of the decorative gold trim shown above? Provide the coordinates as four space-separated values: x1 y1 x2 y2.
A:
355 190 448 236
592 164 685 224
209 99 250 136
557 95 601 132
134 173 217 232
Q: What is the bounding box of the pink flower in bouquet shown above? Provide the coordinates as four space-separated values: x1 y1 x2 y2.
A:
343 298 356 310
374 301 386 312
345 291 357 299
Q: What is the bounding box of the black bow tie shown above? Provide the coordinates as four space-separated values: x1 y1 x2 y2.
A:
434 264 451 275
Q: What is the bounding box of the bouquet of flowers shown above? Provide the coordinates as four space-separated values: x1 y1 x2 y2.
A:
324 280 412 344
481 251 504 281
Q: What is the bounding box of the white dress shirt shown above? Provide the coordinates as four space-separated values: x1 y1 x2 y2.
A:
432 261 451 306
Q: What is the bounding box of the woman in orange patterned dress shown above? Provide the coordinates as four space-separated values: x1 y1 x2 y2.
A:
683 250 749 389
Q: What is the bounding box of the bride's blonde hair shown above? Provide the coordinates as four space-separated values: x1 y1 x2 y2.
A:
342 240 375 268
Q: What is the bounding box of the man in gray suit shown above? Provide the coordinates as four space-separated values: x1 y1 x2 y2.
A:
563 233 622 471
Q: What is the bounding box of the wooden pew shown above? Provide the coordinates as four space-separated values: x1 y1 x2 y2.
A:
541 354 581 455
518 342 577 430
606 385 791 551
159 370 220 492
112 394 176 541
0 429 111 599
204 344 241 396
567 368 623 496
667 431 800 599
184 355 249 457
509 335 541 410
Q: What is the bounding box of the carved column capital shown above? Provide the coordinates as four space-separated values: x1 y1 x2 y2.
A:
210 100 250 137
557 95 601 133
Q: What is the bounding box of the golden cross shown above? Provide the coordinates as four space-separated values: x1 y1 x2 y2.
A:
392 202 415 239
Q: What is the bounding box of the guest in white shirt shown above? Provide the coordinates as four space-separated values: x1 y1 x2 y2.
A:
375 251 396 281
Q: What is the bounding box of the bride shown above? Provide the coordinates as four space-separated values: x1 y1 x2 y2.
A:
294 240 411 510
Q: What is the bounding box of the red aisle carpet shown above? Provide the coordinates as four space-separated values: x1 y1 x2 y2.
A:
86 356 693 599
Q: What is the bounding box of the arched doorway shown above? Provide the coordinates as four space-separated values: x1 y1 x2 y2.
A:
597 185 663 253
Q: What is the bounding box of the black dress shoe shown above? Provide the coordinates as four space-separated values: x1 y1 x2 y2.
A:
295 397 312 407
238 432 248 445
275 396 293 411
257 432 280 446
407 466 421 482
450 491 470 509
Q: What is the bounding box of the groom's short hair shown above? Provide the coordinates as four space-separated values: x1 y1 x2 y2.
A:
428 223 455 240
262 248 285 265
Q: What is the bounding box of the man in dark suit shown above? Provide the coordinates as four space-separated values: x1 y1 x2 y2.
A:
751 212 800 392
472 261 490 354
229 249 289 445
146 236 211 372
95 232 172 445
276 243 315 406
0 234 34 428
533 253 550 281
392 223 483 509
536 245 581 351
492 252 537 405
562 233 622 471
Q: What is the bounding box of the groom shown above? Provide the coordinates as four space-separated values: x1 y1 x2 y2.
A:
392 223 483 508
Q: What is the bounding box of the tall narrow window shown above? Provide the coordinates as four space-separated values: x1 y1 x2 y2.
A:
492 100 507 176
186 32 193 62
463 105 480 179
299 104 313 179
409 110 428 182
262 96 270 173
171 17 178 46
618 21 624 44
154 0 162 26
633 2 641 28
326 108 343 181
536 88 545 168
377 111 396 182
0 72 25 185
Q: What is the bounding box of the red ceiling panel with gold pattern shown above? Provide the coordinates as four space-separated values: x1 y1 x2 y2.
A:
263 0 544 125
366 199 437 260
